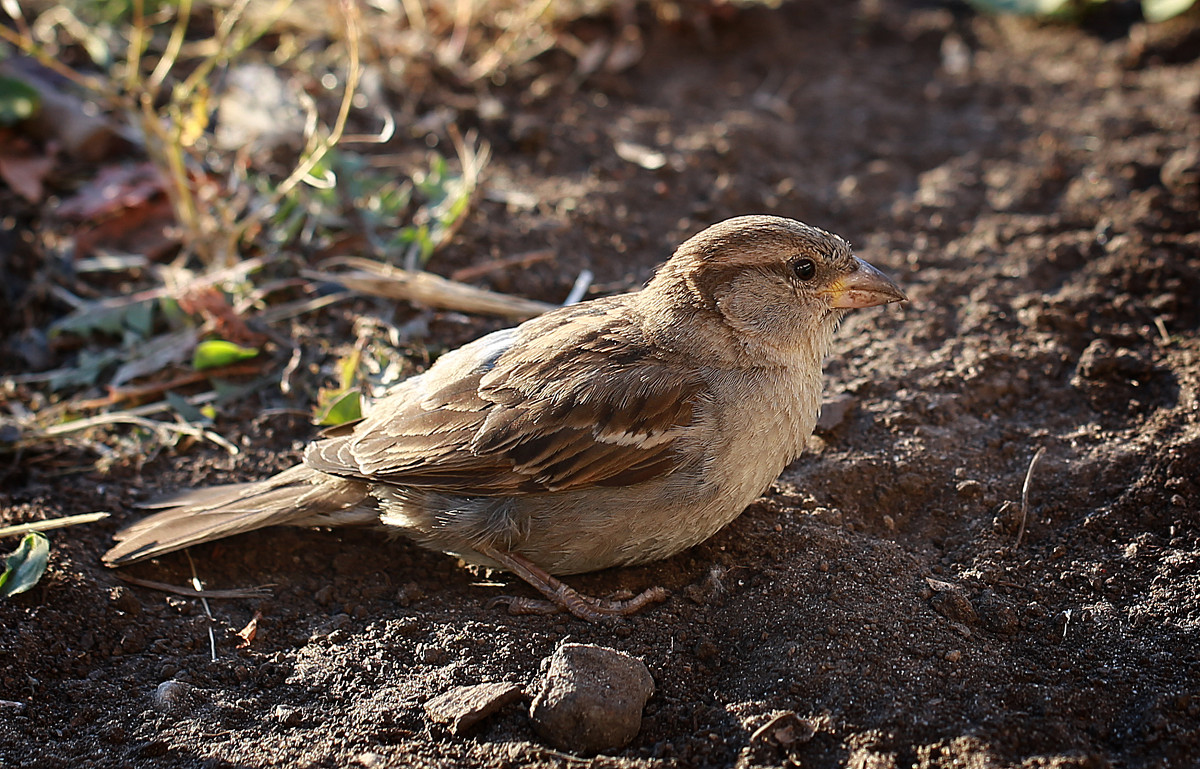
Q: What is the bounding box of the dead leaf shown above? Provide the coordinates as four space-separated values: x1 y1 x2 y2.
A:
236 610 263 648
0 131 54 203
58 162 167 221
58 162 181 259
177 287 267 347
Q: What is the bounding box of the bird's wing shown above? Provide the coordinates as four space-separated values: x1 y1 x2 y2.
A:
304 300 706 495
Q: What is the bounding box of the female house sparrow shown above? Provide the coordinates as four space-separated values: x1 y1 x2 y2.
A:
105 216 905 621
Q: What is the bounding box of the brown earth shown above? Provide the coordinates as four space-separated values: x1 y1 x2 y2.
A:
2 1 1199 767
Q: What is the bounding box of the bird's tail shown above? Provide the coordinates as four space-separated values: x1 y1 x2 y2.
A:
103 465 375 565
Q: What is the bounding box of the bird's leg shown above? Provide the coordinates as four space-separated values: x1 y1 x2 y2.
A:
475 544 668 622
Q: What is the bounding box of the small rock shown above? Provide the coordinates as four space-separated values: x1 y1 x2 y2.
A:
614 141 666 170
109 585 142 617
694 639 720 662
1073 339 1151 383
976 592 1021 636
816 394 856 433
272 704 304 727
927 581 979 627
424 682 523 735
955 479 984 500
153 680 201 713
395 581 426 607
309 613 351 641
749 711 816 748
1161 145 1200 198
529 644 654 754
417 644 449 665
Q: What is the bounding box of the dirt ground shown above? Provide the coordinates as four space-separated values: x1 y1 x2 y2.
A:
3 1 1199 767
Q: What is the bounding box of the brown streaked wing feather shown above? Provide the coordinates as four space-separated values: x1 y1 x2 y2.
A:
302 301 705 495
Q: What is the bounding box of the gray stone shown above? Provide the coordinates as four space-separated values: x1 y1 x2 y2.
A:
529 643 654 754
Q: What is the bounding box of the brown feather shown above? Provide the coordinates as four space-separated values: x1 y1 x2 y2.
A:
302 298 706 495
103 466 370 564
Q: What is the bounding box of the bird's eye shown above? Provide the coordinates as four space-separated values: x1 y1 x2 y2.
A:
792 257 817 281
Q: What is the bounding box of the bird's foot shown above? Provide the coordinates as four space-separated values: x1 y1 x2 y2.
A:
488 586 669 622
476 545 668 622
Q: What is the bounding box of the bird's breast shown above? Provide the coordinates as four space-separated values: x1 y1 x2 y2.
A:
703 365 822 507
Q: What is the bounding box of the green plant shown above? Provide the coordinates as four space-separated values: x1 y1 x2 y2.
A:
0 73 39 124
264 132 488 270
0 533 49 599
0 0 362 267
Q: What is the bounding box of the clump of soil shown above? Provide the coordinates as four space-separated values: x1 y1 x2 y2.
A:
2 2 1198 767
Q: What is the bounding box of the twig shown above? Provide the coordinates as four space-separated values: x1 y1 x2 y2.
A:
279 346 303 396
0 512 110 538
449 249 555 282
258 291 354 324
237 0 362 238
73 362 264 410
563 269 593 306
16 391 218 428
305 259 555 320
186 552 218 662
28 411 238 455
119 575 273 600
1153 316 1170 344
0 21 112 96
1014 446 1047 551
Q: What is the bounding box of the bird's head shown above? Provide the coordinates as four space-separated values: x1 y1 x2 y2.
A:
641 215 906 365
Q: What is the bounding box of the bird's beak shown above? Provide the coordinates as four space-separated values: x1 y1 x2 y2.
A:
822 258 907 309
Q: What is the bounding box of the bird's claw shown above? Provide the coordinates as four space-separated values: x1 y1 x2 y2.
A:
488 586 670 622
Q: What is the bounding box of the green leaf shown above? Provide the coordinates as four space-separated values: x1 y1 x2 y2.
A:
336 349 361 389
50 297 159 339
192 340 259 371
165 391 210 424
125 298 156 338
0 75 39 125
314 389 361 426
48 348 123 390
1143 0 1196 21
0 533 50 598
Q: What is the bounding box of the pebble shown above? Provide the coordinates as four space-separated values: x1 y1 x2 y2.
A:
816 394 856 433
929 584 980 627
424 682 523 735
153 680 200 713
272 704 304 727
1161 145 1199 197
529 644 654 754
749 711 816 747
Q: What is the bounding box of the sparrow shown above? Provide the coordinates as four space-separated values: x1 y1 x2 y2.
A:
104 215 906 621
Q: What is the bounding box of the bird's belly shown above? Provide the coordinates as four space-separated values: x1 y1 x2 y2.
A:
510 405 812 575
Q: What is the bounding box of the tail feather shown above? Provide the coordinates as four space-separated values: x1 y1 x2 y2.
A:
103 465 374 565
137 481 259 509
